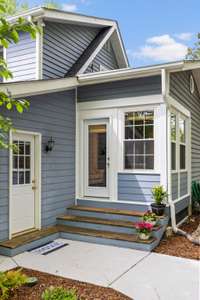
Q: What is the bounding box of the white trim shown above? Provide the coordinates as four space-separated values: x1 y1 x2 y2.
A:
78 94 163 111
35 19 43 80
167 95 191 118
7 7 116 27
0 77 78 98
177 216 188 227
173 194 190 204
78 26 116 75
78 197 149 206
9 129 41 239
159 103 168 189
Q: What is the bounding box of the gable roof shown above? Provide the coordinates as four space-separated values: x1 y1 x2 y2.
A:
8 6 129 72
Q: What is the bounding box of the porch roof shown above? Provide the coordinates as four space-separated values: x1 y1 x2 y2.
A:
1 60 200 98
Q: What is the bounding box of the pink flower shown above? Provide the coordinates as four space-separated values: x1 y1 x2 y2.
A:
135 221 153 231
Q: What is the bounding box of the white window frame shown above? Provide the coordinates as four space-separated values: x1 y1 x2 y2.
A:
169 107 190 201
118 105 162 174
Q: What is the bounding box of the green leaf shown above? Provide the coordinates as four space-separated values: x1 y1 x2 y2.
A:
6 102 12 110
16 103 24 113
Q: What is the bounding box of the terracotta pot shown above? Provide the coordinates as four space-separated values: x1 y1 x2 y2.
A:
151 203 166 216
138 232 151 240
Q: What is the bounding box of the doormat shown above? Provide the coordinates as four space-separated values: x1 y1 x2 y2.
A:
30 240 69 255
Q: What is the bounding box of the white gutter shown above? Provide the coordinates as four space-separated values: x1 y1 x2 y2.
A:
0 77 78 98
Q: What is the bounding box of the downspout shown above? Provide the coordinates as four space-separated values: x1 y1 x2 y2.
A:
162 69 200 245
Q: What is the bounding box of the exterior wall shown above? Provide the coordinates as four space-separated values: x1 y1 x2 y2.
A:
171 173 178 201
85 42 119 73
0 90 76 242
5 32 36 82
118 173 160 203
42 22 99 79
170 71 200 182
78 75 162 102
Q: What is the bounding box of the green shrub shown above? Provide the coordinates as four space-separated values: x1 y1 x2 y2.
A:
0 269 28 300
42 286 78 300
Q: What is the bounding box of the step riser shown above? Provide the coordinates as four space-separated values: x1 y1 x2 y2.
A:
77 199 150 212
60 231 156 252
67 209 142 222
57 219 137 234
57 219 165 238
0 233 60 257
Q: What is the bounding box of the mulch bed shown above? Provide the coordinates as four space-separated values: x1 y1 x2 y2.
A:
8 268 131 300
154 213 200 260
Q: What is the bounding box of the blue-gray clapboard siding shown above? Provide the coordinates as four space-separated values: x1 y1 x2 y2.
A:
180 172 188 197
77 75 162 102
171 173 178 201
118 173 160 202
0 90 76 242
42 22 100 79
6 32 36 81
170 71 200 182
85 42 119 73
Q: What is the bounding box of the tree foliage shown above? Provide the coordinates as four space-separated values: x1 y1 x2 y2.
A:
0 0 38 149
187 33 200 60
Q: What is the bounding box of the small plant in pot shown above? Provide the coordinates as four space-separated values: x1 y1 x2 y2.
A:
151 185 168 216
142 211 158 226
136 221 153 240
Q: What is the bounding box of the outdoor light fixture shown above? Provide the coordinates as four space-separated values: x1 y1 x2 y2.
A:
46 137 55 152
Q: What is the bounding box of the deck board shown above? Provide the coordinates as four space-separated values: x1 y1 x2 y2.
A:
69 205 145 217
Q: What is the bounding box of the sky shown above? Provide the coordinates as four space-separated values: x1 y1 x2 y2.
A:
27 0 199 67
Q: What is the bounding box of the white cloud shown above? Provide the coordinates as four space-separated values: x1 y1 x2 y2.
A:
133 34 188 62
62 3 77 12
175 32 193 41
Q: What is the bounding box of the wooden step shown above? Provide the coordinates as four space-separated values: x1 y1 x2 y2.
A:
68 205 145 217
0 226 59 249
57 225 156 244
58 215 162 231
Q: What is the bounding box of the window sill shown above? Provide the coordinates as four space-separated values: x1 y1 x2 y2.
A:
119 170 160 175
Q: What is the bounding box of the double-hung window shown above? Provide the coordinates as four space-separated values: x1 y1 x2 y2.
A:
124 111 154 170
179 117 186 170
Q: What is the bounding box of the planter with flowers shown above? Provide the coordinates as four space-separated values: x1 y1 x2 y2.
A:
136 221 153 240
142 211 158 226
151 185 168 216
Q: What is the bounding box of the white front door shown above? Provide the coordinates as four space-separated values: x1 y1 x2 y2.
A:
84 119 110 198
11 132 36 236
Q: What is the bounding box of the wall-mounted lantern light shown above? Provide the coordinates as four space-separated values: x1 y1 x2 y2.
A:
46 137 55 152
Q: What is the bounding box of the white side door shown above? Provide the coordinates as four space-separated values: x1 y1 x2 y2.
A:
11 133 36 236
84 119 110 198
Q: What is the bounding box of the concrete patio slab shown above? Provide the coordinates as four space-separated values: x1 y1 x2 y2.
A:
111 252 200 300
14 238 149 286
0 239 198 300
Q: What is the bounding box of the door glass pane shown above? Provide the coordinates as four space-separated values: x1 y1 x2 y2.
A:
88 124 107 187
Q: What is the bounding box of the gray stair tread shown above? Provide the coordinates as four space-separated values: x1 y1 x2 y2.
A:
57 225 156 244
68 205 145 217
58 215 162 231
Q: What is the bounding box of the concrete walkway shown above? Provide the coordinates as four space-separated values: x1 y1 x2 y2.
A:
0 239 199 300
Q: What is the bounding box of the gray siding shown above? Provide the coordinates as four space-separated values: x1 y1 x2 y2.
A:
6 32 36 81
43 22 99 79
118 173 160 203
170 71 200 182
78 75 162 102
171 173 178 201
180 171 188 197
85 42 119 73
175 195 190 214
0 90 76 242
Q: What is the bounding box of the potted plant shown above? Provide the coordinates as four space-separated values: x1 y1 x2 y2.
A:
136 221 153 240
142 211 158 226
151 185 168 216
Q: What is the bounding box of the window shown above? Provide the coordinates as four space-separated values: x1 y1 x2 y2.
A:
179 117 186 170
13 140 31 185
124 111 154 170
171 113 176 170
